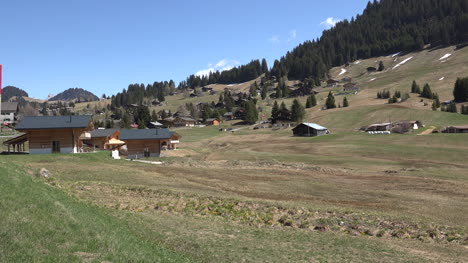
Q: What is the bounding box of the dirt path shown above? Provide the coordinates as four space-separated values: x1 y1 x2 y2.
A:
417 127 435 135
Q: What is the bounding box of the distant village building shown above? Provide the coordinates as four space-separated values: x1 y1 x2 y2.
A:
13 115 94 154
119 128 180 159
326 79 339 87
223 112 234 120
205 118 220 126
443 125 468 133
0 102 19 125
292 123 330 137
343 83 360 93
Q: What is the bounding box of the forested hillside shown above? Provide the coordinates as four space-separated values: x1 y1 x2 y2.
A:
182 59 268 88
270 0 468 81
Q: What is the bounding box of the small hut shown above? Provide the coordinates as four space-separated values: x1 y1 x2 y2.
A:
292 123 329 137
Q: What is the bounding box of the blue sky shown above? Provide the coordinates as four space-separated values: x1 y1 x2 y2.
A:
1 0 369 99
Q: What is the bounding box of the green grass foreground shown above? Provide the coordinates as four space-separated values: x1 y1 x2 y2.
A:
0 158 193 263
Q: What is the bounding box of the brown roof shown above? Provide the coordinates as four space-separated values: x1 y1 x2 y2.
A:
448 125 468 129
1 102 19 113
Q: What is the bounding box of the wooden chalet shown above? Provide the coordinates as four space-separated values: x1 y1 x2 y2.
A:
84 128 120 150
326 79 339 87
292 123 329 137
12 115 94 154
0 102 19 125
173 116 197 127
223 112 234 120
443 125 468 133
119 128 180 159
205 118 220 126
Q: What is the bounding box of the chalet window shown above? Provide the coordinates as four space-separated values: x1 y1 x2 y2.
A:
144 148 150 157
52 141 60 153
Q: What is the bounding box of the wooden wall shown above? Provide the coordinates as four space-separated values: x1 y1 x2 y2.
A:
125 139 161 157
27 128 86 153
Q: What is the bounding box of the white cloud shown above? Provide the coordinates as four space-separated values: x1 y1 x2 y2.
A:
195 59 240 77
320 17 341 28
287 30 297 42
268 35 280 44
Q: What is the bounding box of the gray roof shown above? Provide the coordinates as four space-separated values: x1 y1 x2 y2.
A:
16 115 93 130
1 102 19 113
120 128 175 140
89 128 118 138
296 123 328 130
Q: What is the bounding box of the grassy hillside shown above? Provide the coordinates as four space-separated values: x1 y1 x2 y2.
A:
0 156 192 262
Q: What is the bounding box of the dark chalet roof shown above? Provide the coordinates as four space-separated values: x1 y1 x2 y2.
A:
16 115 93 130
89 128 118 138
1 102 19 113
120 128 176 140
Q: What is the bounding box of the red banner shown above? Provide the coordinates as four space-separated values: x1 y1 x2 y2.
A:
0 64 2 95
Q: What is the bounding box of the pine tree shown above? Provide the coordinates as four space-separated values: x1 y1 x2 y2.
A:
420 83 433 99
448 102 458 113
261 58 268 74
432 102 437 111
378 61 384 71
291 99 305 122
243 101 258 124
137 119 145 129
120 112 131 129
279 102 291 120
305 96 312 108
261 85 267 100
271 101 279 121
453 77 468 102
433 93 441 108
310 94 317 107
325 91 336 109
343 97 349 107
411 80 420 93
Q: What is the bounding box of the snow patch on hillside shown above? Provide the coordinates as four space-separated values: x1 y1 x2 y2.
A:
392 57 413 70
439 77 445 81
439 53 452 60
390 52 401 58
338 68 347 76
369 78 377 82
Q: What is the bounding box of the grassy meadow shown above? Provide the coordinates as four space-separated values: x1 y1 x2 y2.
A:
2 46 468 262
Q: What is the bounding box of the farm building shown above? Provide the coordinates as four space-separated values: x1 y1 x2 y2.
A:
343 83 360 93
0 102 19 125
84 128 120 150
292 123 329 137
365 123 392 132
443 125 468 133
393 120 423 130
12 115 94 154
119 128 180 159
326 79 339 87
205 118 220 126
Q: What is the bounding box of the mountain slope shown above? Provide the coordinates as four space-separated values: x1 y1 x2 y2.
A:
49 88 99 102
271 0 468 81
1 86 28 102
